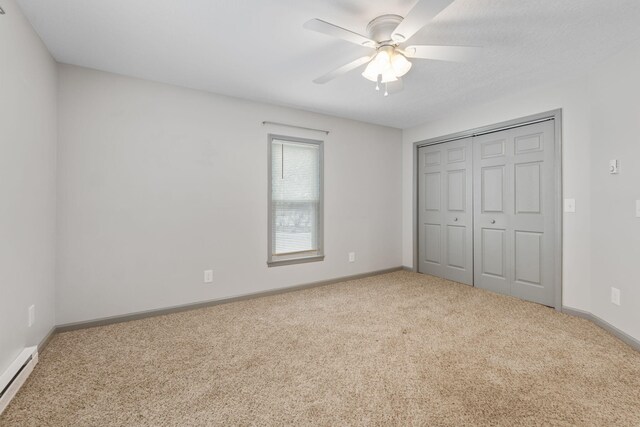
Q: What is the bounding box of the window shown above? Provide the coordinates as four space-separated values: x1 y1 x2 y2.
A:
268 134 324 266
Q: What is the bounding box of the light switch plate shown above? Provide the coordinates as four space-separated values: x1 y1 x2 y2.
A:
348 252 355 263
564 198 576 213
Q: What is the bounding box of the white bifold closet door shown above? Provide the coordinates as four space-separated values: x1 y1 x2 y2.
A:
418 138 473 285
473 120 556 306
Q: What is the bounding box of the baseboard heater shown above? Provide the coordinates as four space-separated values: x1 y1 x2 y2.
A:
0 346 38 415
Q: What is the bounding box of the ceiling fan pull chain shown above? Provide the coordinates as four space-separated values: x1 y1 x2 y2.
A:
384 82 389 97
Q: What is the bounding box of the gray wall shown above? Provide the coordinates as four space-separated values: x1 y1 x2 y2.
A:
403 40 640 341
56 64 403 324
0 0 57 374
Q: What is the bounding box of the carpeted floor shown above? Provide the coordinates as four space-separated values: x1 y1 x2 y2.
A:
2 271 640 426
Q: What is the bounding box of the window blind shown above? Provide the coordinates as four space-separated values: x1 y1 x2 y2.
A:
271 139 320 256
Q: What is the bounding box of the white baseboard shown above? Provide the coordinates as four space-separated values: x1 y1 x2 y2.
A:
0 346 38 415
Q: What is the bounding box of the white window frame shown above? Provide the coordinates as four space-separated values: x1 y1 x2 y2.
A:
267 134 324 267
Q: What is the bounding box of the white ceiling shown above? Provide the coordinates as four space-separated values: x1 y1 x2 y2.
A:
15 0 640 129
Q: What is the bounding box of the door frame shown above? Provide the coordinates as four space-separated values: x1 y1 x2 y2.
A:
412 109 563 310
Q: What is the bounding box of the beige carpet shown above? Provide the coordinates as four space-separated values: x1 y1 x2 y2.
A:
2 271 640 426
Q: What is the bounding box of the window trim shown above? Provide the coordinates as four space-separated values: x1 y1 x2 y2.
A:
267 134 324 267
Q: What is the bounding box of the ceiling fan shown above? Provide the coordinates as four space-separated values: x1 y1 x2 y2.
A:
303 0 481 96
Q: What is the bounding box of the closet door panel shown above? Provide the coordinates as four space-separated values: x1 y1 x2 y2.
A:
473 120 556 306
418 138 473 285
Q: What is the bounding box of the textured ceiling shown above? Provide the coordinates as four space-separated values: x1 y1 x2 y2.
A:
14 0 640 129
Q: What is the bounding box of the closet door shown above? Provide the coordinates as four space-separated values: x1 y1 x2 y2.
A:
418 138 473 285
473 120 556 306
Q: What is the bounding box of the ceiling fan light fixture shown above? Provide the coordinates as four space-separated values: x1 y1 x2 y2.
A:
362 48 397 82
380 68 398 83
373 50 391 68
362 60 381 82
391 52 412 77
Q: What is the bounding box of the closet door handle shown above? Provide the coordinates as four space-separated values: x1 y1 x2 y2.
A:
453 217 458 222
490 219 496 224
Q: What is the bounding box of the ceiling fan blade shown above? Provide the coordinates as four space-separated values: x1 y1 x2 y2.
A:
313 56 373 84
404 45 482 62
386 78 404 95
391 0 454 43
304 19 376 47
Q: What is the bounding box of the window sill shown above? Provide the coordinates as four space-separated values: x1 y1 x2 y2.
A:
267 254 325 267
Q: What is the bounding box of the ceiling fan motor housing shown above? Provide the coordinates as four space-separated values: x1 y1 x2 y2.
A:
366 14 404 45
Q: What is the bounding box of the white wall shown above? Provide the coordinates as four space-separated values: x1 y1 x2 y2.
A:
402 41 640 341
587 45 640 341
56 64 402 325
0 0 57 374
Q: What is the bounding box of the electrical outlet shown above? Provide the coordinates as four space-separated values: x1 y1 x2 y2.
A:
564 198 576 213
348 252 356 263
204 270 213 283
28 305 35 327
611 287 621 306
